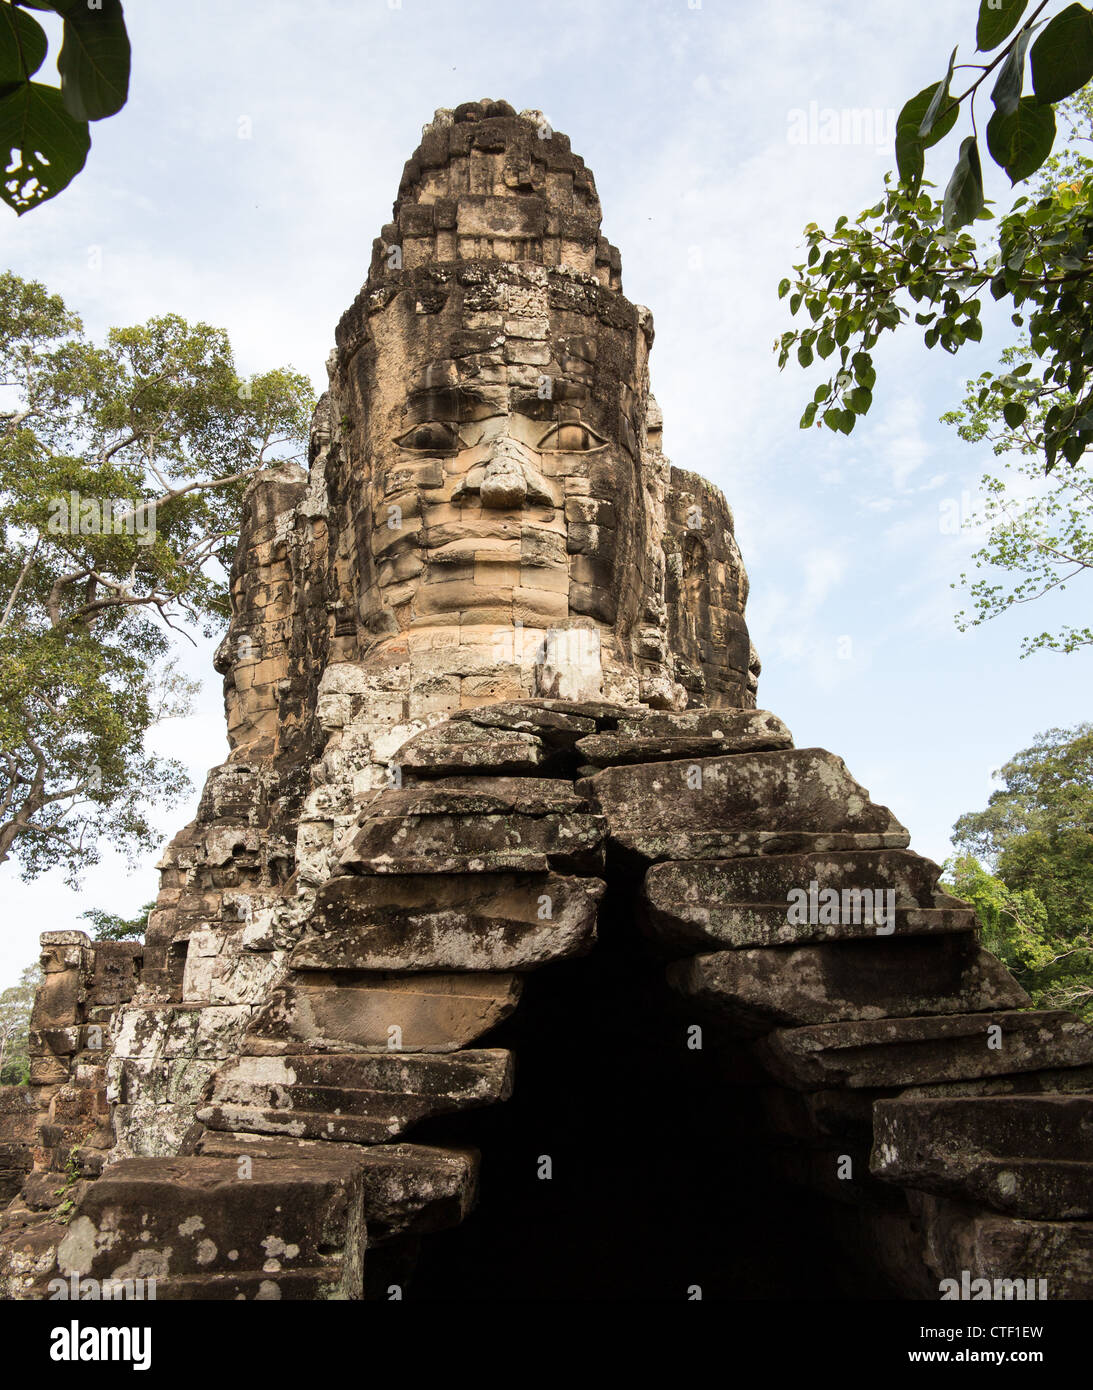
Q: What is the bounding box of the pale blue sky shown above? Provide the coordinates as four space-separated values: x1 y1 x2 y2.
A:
2 0 1090 986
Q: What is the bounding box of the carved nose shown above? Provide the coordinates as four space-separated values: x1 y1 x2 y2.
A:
480 441 528 509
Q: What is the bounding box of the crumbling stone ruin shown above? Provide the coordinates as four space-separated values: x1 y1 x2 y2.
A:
2 100 1092 1301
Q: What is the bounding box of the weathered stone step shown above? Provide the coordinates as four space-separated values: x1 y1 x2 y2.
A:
650 901 974 952
198 1050 513 1143
195 1133 477 1241
646 879 974 953
582 749 908 847
447 702 597 746
201 1102 435 1145
644 850 970 951
357 777 588 818
872 1094 1093 1219
914 1192 1093 1301
244 971 522 1054
668 938 1028 1031
450 698 637 728
292 872 603 972
755 1010 1093 1090
651 849 951 906
149 1268 358 1300
391 722 545 778
341 809 605 875
575 709 793 766
55 1155 366 1299
903 1065 1093 1100
615 708 791 740
612 827 913 863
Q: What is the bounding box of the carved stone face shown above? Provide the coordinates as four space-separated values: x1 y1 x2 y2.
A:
340 266 652 699
320 102 756 710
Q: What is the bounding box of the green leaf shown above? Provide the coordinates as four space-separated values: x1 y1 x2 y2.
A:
991 22 1038 117
977 0 1030 51
847 386 873 414
797 343 814 368
799 401 818 429
944 136 985 231
53 0 130 122
853 353 876 389
778 278 791 299
920 47 959 139
1030 3 1093 104
896 82 961 186
0 80 90 214
987 97 1057 183
0 4 48 83
1003 401 1028 427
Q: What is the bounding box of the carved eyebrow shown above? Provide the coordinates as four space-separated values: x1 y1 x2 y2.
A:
511 393 588 423
511 380 591 413
404 385 489 421
510 393 552 419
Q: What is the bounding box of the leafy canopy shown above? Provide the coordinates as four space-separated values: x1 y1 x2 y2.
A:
0 270 315 886
0 961 39 1083
952 722 1093 921
80 898 152 941
945 721 1093 1021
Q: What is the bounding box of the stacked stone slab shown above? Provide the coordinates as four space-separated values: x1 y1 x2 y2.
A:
5 699 1093 1298
180 701 611 1290
574 715 1093 1298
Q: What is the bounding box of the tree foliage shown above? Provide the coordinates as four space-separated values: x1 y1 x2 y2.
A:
946 853 1093 1018
778 4 1093 476
80 898 151 941
0 270 315 886
0 0 131 213
945 722 1093 1020
952 722 1093 917
0 961 39 1083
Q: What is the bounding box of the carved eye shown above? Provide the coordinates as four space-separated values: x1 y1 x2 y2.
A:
396 421 461 453
537 421 608 453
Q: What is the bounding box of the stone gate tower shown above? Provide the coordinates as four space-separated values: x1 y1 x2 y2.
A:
2 101 1092 1301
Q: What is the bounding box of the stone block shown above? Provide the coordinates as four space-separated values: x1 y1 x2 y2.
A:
57 1154 367 1299
755 1011 1093 1090
669 937 1028 1032
244 971 522 1053
872 1094 1093 1219
198 1049 514 1144
293 872 604 972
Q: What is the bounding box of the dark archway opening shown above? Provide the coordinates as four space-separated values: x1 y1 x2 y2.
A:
403 875 904 1301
